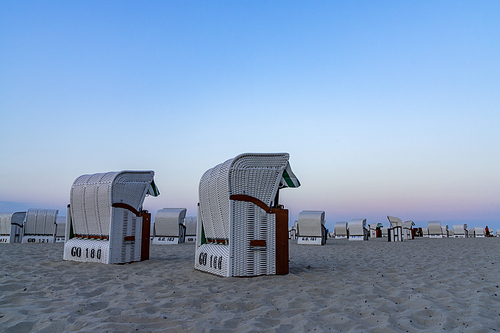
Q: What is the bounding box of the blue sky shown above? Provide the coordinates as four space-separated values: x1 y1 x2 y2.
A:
1 1 499 232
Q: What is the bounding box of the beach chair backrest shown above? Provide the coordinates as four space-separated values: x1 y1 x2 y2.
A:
427 221 442 235
154 208 187 237
297 211 325 237
70 171 154 238
23 209 58 236
348 219 366 236
334 222 348 236
387 216 403 228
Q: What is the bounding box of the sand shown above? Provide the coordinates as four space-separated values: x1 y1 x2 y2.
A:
1 237 499 332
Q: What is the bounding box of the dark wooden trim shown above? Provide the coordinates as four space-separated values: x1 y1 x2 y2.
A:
124 236 135 242
250 239 266 247
141 211 151 261
229 194 271 213
112 203 141 217
74 234 109 240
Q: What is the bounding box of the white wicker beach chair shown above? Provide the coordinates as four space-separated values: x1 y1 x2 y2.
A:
184 216 197 243
152 208 187 245
387 216 403 242
55 216 66 242
422 227 429 237
473 226 485 237
63 171 158 264
369 223 382 238
334 222 348 239
427 221 443 238
296 210 327 245
402 220 414 240
348 219 368 241
194 153 300 277
0 212 26 243
381 226 389 237
22 209 58 243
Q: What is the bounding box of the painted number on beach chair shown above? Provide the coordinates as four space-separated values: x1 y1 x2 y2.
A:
198 252 222 270
70 246 102 260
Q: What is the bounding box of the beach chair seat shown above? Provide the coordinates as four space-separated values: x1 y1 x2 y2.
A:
63 171 158 264
297 210 327 245
22 209 58 243
387 216 403 242
427 221 443 238
184 216 197 243
0 212 26 243
334 222 348 239
348 219 368 241
152 208 187 244
194 153 300 277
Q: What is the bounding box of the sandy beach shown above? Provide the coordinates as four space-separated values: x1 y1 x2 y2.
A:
1 237 499 332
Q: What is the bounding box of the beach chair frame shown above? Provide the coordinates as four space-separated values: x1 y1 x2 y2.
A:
348 218 368 241
152 208 187 245
194 153 300 277
63 171 157 264
296 210 327 245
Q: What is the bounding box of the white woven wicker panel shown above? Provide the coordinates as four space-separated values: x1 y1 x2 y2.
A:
23 209 38 235
231 201 276 277
43 210 58 235
195 244 230 277
153 208 186 237
35 209 46 235
0 213 10 235
199 168 215 239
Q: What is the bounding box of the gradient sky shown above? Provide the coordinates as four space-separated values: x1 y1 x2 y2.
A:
1 1 499 232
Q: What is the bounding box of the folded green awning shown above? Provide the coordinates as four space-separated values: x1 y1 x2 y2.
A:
279 162 300 189
147 180 160 197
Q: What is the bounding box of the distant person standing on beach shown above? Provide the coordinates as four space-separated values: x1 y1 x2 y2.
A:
485 226 490 237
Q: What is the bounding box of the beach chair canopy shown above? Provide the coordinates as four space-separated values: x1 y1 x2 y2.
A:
387 216 403 228
453 224 467 235
348 219 366 236
0 212 26 235
427 221 442 235
199 153 300 243
403 220 414 229
23 209 58 236
184 216 197 236
70 171 156 238
154 208 187 237
297 211 325 237
334 222 348 236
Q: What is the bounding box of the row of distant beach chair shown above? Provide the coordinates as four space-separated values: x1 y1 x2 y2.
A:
1 152 497 278
289 214 497 244
0 208 198 244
